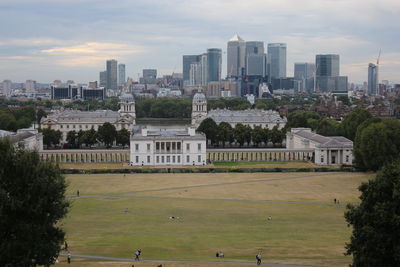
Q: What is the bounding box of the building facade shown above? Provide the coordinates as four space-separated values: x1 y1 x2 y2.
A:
294 63 315 93
118 64 126 86
286 128 353 165
106 59 118 90
368 63 378 96
25 80 36 93
183 55 201 84
130 126 206 166
2 80 12 96
207 48 222 82
227 34 246 78
267 43 287 82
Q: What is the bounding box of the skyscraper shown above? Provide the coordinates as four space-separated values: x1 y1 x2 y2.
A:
2 80 12 96
118 64 126 86
267 43 287 82
245 41 266 76
368 63 378 95
106 59 118 90
227 34 246 78
200 53 208 86
294 63 315 93
99 71 107 88
183 55 201 84
189 62 202 86
25 80 36 93
316 54 339 77
142 69 157 84
207 48 222 82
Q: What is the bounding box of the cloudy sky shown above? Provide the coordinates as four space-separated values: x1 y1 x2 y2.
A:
0 0 399 84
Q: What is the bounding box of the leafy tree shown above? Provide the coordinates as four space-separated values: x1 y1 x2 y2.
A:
116 128 130 147
216 122 234 147
355 119 400 171
345 160 400 266
270 126 285 147
243 125 252 146
0 112 16 131
97 122 117 148
340 109 372 141
36 108 47 126
251 126 265 147
41 128 62 148
234 124 247 147
286 110 321 129
82 127 97 148
0 139 69 266
76 129 85 148
262 128 270 146
315 117 340 136
66 131 77 148
197 118 218 145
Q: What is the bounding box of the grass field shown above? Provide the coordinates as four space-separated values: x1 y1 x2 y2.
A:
59 172 374 267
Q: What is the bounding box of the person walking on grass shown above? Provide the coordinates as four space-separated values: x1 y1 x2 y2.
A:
256 253 262 265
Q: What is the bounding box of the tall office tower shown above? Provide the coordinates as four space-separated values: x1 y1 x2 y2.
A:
189 62 202 86
2 80 12 96
183 55 201 84
227 34 246 78
118 64 126 86
294 63 315 93
142 69 157 84
106 59 118 90
99 71 107 87
368 63 378 96
207 48 222 82
200 53 208 86
25 80 36 93
245 41 266 76
267 43 287 82
316 54 339 77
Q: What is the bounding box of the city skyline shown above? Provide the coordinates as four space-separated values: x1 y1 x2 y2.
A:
0 0 399 84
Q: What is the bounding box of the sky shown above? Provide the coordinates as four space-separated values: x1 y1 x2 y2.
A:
0 0 399 84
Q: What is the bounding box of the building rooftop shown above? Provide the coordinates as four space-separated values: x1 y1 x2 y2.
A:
131 126 205 140
229 34 244 42
199 109 287 124
291 128 353 148
41 109 125 123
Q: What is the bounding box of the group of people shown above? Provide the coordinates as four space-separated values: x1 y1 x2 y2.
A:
334 198 340 204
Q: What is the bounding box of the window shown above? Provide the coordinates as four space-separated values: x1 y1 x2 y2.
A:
73 125 76 128
172 156 175 163
156 156 159 163
186 155 190 163
161 142 165 150
186 143 190 151
177 142 181 150
135 144 139 151
147 144 151 151
147 156 150 163
198 155 201 162
136 156 139 163
156 142 160 150
161 156 164 163
198 143 201 151
321 157 324 163
79 125 82 129
346 155 349 162
177 156 180 163
67 125 69 129
167 156 170 163
60 125 63 129
85 125 88 129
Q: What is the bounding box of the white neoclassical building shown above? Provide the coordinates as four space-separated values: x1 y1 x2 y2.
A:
191 92 287 129
286 128 353 165
41 93 136 142
130 126 206 166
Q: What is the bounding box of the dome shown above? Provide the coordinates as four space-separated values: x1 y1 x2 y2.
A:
119 92 134 102
193 92 206 101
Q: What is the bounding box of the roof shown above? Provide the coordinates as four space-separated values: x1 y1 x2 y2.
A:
198 109 287 124
193 92 206 101
292 129 353 148
229 34 244 42
41 110 131 124
119 92 135 102
4 131 36 144
131 127 205 140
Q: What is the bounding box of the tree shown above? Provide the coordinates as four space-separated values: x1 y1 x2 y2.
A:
0 139 69 266
251 126 264 147
340 109 372 141
345 160 400 266
197 118 218 145
315 117 340 136
270 126 285 147
97 122 117 148
355 119 400 171
234 124 248 147
36 108 47 126
116 128 130 148
42 128 62 148
66 130 77 148
216 122 234 147
286 110 321 129
82 127 97 148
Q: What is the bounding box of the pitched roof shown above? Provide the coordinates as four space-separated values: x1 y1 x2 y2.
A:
292 129 353 148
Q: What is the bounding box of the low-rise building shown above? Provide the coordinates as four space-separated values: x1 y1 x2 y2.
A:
286 128 353 165
130 126 206 166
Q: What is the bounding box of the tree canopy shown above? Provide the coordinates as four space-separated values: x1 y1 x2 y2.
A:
97 122 117 147
340 109 372 141
0 139 69 266
345 160 400 266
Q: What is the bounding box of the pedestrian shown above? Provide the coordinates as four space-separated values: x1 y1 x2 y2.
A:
64 241 68 250
256 253 262 265
134 249 140 261
334 198 337 204
216 252 219 257
67 253 71 264
77 190 80 197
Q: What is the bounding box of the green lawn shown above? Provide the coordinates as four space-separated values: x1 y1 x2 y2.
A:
61 172 373 267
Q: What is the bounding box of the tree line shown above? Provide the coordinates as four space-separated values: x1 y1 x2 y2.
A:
0 105 47 132
197 118 285 148
41 122 130 149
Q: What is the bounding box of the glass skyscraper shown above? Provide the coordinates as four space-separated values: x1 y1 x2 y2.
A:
316 54 339 77
207 48 222 82
183 55 201 83
227 34 246 78
368 63 378 95
267 43 287 82
118 64 126 86
106 59 118 90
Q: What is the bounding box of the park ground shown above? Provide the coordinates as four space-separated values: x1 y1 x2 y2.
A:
57 171 374 267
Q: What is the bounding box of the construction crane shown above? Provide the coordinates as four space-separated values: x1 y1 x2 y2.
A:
376 49 381 95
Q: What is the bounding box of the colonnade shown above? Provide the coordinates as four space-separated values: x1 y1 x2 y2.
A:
40 150 130 163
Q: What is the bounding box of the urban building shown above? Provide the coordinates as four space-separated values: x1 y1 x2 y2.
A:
1 128 43 151
80 87 106 100
267 43 287 82
294 63 315 93
207 48 222 82
41 93 136 142
130 126 206 166
286 128 353 165
368 63 378 96
106 59 118 90
191 92 286 129
99 71 107 88
2 80 12 96
315 54 348 92
227 34 246 78
88 81 98 89
25 80 36 93
141 69 157 84
316 54 339 76
189 62 203 86
206 80 240 98
51 85 78 100
52 80 62 87
118 64 126 86
183 55 201 84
